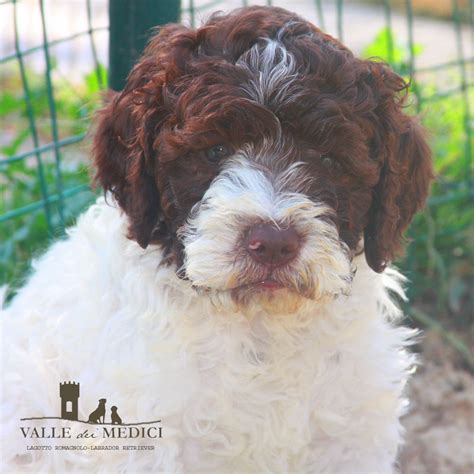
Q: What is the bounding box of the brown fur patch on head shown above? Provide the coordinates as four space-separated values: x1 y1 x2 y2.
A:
92 6 433 273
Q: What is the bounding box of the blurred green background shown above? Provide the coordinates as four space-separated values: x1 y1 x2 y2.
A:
0 0 473 368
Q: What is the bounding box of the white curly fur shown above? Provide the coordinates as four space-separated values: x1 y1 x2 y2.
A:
1 37 418 474
1 194 417 473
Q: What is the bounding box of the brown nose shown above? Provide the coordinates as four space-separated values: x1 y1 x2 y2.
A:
245 223 299 267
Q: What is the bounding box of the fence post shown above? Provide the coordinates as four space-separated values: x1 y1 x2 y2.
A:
108 0 181 91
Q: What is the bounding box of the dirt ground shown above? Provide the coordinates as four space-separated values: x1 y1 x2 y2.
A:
399 330 474 474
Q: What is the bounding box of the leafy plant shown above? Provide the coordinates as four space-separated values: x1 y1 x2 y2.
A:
0 61 106 292
362 26 423 75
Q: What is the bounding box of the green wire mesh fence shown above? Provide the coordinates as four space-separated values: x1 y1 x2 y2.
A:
1 0 109 289
1 1 473 346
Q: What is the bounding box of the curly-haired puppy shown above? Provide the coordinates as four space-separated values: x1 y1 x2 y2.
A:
1 6 433 473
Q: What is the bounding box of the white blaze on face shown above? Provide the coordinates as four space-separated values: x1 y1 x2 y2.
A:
178 151 353 309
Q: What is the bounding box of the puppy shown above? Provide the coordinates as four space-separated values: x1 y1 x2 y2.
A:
0 6 432 473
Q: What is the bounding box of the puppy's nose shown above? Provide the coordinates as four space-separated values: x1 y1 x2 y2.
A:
245 223 299 267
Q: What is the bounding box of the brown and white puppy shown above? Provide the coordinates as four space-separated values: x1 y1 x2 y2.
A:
94 6 432 286
1 7 433 473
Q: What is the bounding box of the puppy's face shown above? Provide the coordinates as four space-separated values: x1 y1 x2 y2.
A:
94 7 432 312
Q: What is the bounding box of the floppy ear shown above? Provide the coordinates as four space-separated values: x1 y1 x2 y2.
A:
363 65 434 273
92 24 195 248
92 91 163 248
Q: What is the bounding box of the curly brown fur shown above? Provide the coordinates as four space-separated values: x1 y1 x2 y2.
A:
93 6 433 273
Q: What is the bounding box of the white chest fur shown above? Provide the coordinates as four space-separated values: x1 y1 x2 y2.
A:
1 199 416 473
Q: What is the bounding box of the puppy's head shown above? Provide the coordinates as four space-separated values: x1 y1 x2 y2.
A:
93 6 433 312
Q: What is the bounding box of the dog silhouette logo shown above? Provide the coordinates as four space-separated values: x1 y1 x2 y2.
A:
88 398 107 424
111 406 122 425
87 398 124 425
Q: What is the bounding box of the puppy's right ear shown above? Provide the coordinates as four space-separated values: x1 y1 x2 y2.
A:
92 89 162 249
92 24 196 248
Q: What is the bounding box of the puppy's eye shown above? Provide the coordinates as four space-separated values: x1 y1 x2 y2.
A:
205 145 231 163
321 154 333 167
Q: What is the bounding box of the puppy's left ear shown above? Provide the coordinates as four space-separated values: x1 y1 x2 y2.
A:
364 64 434 273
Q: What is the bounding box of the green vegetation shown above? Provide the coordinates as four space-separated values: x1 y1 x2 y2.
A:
0 63 106 289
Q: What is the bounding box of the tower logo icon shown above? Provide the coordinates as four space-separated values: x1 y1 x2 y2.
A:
59 381 80 421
